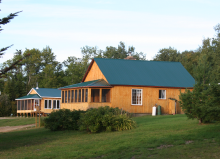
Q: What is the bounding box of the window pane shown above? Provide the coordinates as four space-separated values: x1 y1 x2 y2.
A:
91 89 100 102
49 100 52 109
71 90 74 103
159 90 166 99
22 101 24 110
53 100 56 109
45 100 48 109
57 100 60 109
75 90 77 102
62 91 64 103
85 89 88 102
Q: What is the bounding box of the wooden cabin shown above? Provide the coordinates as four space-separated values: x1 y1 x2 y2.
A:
59 58 195 115
16 88 61 116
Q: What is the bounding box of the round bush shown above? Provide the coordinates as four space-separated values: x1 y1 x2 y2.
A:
78 106 136 133
44 109 84 131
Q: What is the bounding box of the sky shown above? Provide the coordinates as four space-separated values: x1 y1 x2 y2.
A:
0 0 220 64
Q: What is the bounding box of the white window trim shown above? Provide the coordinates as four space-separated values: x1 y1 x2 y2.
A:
131 89 143 106
45 100 52 109
159 90 166 99
53 100 60 109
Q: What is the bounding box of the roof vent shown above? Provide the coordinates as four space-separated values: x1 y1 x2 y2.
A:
36 82 39 89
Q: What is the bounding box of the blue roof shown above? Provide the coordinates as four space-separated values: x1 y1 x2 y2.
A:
16 94 41 100
32 88 61 98
93 58 195 88
59 79 111 89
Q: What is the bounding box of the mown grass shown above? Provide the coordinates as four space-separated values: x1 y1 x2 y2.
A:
0 115 220 159
0 117 36 127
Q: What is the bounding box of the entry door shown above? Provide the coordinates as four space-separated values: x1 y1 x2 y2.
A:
34 100 40 111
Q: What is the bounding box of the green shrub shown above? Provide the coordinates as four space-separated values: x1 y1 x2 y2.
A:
44 109 84 131
78 106 136 133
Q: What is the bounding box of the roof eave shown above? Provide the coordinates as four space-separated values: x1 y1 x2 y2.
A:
81 59 95 82
60 86 112 90
111 84 193 89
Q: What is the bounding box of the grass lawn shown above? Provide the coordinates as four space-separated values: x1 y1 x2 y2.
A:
0 117 39 127
0 114 220 159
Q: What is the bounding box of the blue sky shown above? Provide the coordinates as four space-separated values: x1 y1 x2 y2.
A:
0 0 220 63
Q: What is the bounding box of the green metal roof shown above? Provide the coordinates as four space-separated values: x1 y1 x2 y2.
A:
32 88 61 97
16 94 41 100
59 79 111 89
93 58 195 88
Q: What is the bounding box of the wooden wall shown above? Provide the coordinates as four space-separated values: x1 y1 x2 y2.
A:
84 61 108 82
29 89 37 94
40 98 61 114
110 86 192 114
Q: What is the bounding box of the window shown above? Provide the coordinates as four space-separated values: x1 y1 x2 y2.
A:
102 89 110 102
132 89 142 105
53 100 60 109
159 90 166 99
71 90 74 103
45 100 52 109
62 91 64 103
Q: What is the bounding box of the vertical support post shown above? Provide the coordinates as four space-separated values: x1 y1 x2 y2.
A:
35 112 37 128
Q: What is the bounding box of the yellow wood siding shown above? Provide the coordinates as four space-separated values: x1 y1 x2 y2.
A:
41 98 61 114
110 86 192 114
84 61 108 82
29 89 37 94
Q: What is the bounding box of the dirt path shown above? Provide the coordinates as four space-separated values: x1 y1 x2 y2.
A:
0 124 35 132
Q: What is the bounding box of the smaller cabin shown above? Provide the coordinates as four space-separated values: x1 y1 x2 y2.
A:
15 88 61 117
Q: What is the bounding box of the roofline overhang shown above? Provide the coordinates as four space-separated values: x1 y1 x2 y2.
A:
15 98 42 100
59 86 112 90
40 96 61 98
27 88 42 97
111 84 194 89
81 59 95 82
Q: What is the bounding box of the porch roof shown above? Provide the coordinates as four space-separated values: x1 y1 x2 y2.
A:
59 79 112 89
15 94 41 100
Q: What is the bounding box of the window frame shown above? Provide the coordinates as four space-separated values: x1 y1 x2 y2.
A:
131 89 143 106
44 99 52 109
53 100 60 109
159 90 166 99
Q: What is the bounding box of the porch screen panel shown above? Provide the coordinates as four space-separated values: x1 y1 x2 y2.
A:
18 101 21 110
65 91 67 103
25 100 27 110
78 89 81 102
62 91 64 103
82 89 84 102
45 100 48 109
28 100 32 110
68 90 70 103
75 90 77 102
102 89 110 102
71 90 74 103
85 89 88 102
22 100 24 110
91 89 100 102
